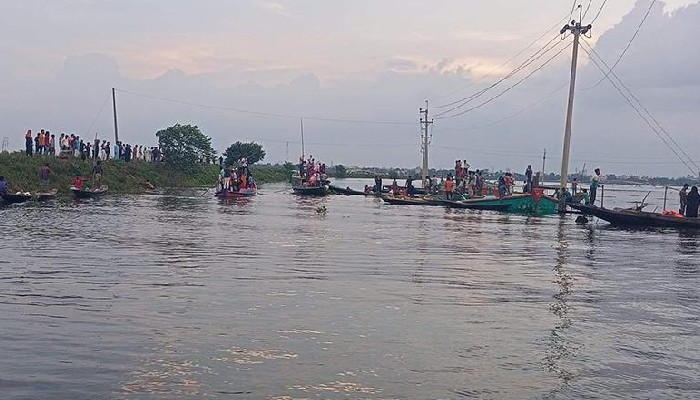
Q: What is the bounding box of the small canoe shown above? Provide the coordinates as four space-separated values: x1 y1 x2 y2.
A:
71 185 109 199
381 196 442 206
35 189 58 201
215 187 257 198
328 185 366 196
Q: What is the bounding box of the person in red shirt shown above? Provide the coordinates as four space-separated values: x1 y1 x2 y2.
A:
73 175 83 190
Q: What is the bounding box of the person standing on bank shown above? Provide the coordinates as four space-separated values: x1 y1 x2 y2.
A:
589 168 601 206
679 184 689 214
686 186 700 218
39 163 51 193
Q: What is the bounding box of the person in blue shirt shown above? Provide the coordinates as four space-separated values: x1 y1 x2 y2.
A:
0 176 8 196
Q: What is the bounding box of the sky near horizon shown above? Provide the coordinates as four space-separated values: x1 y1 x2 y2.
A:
1 0 699 177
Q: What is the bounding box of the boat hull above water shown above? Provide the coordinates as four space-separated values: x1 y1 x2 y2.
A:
71 185 109 199
292 185 329 196
215 188 257 198
571 204 700 229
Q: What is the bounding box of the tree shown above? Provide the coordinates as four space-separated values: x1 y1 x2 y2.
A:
156 124 215 167
334 164 347 178
224 141 266 166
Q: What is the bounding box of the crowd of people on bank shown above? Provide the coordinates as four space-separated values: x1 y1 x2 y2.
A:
23 130 162 163
296 155 327 187
217 157 257 193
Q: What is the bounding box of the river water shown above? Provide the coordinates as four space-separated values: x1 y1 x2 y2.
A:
1 180 699 399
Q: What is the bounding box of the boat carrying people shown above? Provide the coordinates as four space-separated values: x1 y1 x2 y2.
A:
215 157 258 198
291 155 330 196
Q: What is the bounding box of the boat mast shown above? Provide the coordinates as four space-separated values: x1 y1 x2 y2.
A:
420 100 433 188
112 87 119 144
559 20 591 208
300 117 305 159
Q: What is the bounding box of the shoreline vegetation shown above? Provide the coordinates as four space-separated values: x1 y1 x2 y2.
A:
0 152 292 196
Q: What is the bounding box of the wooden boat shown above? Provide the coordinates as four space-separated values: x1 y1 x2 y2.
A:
291 174 330 197
381 195 443 206
440 199 511 211
71 185 109 199
215 186 257 198
328 185 365 196
440 193 559 215
35 189 58 201
1 192 32 205
571 204 700 229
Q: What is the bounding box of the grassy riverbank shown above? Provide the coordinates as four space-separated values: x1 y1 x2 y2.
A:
0 152 291 195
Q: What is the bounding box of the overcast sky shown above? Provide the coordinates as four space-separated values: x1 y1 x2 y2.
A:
1 0 698 177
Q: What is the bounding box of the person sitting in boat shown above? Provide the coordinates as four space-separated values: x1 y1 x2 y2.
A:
405 176 414 196
497 176 507 198
582 188 590 205
308 173 319 187
247 174 256 188
240 172 248 189
0 176 7 197
73 175 84 191
562 187 573 203
504 173 514 195
390 179 399 196
686 186 700 218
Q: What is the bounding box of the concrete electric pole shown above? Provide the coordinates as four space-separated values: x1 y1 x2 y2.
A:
420 100 433 188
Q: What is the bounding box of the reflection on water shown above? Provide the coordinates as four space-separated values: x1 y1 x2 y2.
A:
1 181 699 399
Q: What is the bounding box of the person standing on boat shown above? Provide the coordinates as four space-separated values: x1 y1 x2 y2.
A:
374 176 382 194
679 184 689 214
589 168 601 206
571 178 578 195
525 165 533 193
39 163 51 192
445 175 454 200
686 186 700 218
405 176 414 196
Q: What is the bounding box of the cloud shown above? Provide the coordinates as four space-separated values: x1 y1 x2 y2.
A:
252 0 293 17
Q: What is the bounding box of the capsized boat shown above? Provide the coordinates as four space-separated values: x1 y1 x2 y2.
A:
71 185 109 199
328 185 366 196
571 203 700 229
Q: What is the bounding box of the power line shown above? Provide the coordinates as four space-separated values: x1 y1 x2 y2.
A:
431 13 570 106
590 0 609 24
435 81 569 132
434 34 564 114
83 91 112 139
435 41 572 119
582 40 699 173
114 88 416 126
582 0 657 91
580 41 699 176
581 0 594 20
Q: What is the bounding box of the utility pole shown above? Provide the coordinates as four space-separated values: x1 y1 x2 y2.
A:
559 19 591 210
542 148 547 177
285 141 289 162
112 88 119 144
420 100 433 187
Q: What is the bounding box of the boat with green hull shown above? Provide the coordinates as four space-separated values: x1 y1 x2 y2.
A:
450 193 559 215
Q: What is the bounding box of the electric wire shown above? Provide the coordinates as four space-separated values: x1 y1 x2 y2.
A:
114 88 416 126
432 13 570 106
582 0 657 90
589 0 609 24
435 41 572 120
434 34 564 113
580 41 699 176
83 91 112 139
583 40 699 172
